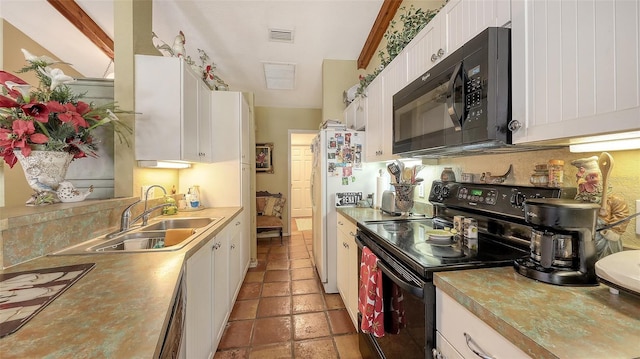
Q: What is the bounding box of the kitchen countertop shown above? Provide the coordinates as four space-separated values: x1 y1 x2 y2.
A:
337 207 424 224
0 206 241 358
339 207 640 359
435 267 640 359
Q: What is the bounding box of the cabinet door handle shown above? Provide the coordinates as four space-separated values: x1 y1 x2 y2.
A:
437 48 445 58
508 120 522 132
464 332 495 359
236 221 241 226
338 221 343 226
349 231 356 237
230 244 236 250
431 53 439 62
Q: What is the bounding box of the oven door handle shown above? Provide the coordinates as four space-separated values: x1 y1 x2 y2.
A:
375 261 425 299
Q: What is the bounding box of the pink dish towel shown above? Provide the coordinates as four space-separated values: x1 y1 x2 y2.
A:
358 246 384 337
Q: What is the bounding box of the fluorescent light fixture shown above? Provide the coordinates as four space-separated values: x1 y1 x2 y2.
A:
263 62 295 90
137 160 192 169
569 131 640 152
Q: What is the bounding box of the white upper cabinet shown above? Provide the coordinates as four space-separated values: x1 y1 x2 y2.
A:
364 75 385 161
405 0 511 85
512 0 640 143
406 12 444 83
210 91 250 164
344 97 366 131
135 55 212 162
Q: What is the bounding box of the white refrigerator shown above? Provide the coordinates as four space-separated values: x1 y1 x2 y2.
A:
311 129 377 293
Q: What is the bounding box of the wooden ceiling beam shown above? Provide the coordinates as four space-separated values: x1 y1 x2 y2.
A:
47 0 114 60
357 0 401 69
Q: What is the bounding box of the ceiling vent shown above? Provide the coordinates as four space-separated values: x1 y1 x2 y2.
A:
268 28 294 43
263 62 296 90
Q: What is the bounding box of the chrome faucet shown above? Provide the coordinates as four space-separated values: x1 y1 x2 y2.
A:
108 185 170 238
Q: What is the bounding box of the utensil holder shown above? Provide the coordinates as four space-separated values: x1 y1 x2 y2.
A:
391 183 417 214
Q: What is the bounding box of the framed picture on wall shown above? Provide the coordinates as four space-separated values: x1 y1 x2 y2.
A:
256 143 274 173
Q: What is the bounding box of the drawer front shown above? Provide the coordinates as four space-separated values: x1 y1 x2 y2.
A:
337 213 357 237
436 289 531 359
435 331 464 359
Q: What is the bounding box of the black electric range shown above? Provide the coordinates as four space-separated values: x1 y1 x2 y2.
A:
358 219 528 279
355 181 574 359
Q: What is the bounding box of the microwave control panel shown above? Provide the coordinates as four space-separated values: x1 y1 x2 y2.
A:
465 65 484 123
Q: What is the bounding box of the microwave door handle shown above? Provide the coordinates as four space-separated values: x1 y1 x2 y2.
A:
446 62 464 131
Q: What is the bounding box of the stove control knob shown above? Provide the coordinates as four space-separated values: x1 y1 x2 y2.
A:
510 192 526 207
441 186 451 198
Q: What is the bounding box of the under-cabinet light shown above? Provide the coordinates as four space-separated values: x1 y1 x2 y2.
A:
137 160 192 169
569 134 640 153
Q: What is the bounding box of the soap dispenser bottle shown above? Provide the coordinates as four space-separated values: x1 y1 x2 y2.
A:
189 185 200 209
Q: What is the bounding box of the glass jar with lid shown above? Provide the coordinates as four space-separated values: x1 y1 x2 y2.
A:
548 160 564 187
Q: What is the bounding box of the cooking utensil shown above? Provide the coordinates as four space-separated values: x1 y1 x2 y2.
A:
598 152 613 217
387 162 401 183
402 168 413 183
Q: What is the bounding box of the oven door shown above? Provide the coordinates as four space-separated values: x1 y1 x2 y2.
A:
356 235 434 359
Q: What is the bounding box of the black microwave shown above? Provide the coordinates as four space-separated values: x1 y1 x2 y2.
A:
392 27 511 156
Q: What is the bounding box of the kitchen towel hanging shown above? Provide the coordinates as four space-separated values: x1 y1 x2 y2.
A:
358 246 384 337
387 282 406 334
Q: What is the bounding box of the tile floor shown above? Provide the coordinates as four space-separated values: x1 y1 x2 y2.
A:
214 218 363 359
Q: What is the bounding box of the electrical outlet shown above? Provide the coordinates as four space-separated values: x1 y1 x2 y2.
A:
418 182 425 198
141 185 152 200
636 200 640 235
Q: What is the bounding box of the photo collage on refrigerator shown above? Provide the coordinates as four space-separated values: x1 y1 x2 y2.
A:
326 131 363 184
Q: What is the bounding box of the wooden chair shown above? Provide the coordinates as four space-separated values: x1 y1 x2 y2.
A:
256 191 286 244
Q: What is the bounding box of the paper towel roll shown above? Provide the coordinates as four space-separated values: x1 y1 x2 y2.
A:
376 176 386 209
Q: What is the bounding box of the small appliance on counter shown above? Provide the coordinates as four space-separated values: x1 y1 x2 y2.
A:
380 190 401 215
514 198 601 286
595 250 640 297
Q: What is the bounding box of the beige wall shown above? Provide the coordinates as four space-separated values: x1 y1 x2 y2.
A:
321 59 366 123
254 107 321 234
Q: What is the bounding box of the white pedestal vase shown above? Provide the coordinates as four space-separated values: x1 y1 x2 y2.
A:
14 150 74 205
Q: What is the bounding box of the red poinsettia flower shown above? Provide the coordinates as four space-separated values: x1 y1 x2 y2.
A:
47 101 89 131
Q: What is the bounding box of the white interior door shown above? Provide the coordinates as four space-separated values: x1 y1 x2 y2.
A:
290 145 313 217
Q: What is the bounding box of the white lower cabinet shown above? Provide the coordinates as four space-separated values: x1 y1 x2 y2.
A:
186 218 249 358
186 236 214 359
435 288 531 359
336 213 358 328
228 214 245 304
212 230 229 349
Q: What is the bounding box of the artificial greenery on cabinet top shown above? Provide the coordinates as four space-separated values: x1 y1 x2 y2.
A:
357 3 445 96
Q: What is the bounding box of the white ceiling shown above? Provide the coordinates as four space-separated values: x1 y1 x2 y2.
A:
1 0 383 109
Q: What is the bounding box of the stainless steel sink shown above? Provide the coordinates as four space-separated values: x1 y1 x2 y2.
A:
88 231 167 252
51 216 223 255
141 217 217 231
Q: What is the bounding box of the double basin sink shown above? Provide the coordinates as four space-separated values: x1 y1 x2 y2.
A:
53 217 223 254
